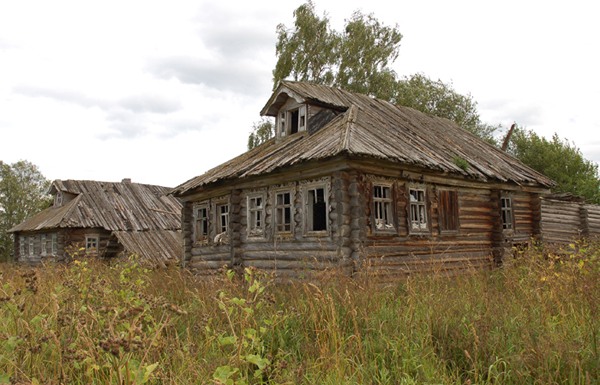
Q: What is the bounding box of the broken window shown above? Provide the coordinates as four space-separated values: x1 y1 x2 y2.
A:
216 203 230 234
194 205 209 243
373 185 394 230
54 192 63 207
439 190 459 232
275 191 292 232
306 186 327 232
501 197 513 230
247 195 265 237
409 188 428 232
290 109 299 134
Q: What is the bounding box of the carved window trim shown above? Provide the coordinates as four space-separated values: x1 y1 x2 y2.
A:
273 188 294 235
246 191 267 239
372 182 396 233
300 177 331 236
408 185 429 234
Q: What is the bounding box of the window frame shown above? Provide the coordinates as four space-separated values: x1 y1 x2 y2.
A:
372 183 395 232
301 179 330 235
408 186 429 234
501 196 514 231
274 189 294 234
19 235 25 257
215 202 230 235
193 203 209 244
51 233 57 255
247 192 266 238
28 236 34 256
85 234 99 253
41 234 47 256
438 189 460 233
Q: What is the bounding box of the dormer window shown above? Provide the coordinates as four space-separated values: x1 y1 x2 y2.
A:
54 192 63 207
278 105 307 137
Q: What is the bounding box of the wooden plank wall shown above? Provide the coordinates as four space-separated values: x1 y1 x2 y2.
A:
584 204 600 238
541 198 583 243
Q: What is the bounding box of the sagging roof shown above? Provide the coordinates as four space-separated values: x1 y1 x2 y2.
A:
10 179 182 233
112 230 182 268
173 81 554 196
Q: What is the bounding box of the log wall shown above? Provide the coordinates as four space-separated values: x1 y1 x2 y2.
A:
361 183 494 280
540 198 600 243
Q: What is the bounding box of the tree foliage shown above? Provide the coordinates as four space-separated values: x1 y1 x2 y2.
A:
256 1 498 149
0 160 51 261
247 118 275 150
395 73 499 142
508 128 600 203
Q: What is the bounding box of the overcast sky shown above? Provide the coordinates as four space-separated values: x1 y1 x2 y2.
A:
1 0 599 188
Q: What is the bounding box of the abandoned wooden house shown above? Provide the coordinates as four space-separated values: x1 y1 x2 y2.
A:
9 179 182 267
171 81 555 278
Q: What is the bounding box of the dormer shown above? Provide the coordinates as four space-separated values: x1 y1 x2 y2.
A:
49 181 78 207
276 99 307 138
261 81 347 140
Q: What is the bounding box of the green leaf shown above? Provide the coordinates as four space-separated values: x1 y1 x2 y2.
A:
213 365 238 385
218 335 237 346
245 354 270 370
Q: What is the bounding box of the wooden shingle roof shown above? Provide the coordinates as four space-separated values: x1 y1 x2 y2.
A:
173 81 554 196
10 179 182 232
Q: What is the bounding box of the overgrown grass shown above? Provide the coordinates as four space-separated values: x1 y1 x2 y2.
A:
1 241 598 384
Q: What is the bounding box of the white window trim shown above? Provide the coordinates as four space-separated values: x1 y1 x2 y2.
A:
212 197 230 243
51 233 58 255
408 186 429 234
247 192 266 238
301 178 330 235
28 236 34 256
273 188 294 234
41 234 47 256
373 183 395 232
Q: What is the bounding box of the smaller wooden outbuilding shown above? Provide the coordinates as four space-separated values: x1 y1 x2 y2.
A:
9 179 182 267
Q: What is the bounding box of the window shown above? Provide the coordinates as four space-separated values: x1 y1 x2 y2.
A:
19 236 25 257
194 205 209 243
28 236 34 256
216 203 229 234
51 234 57 255
247 195 265 237
409 188 428 232
439 190 459 232
54 192 63 207
373 185 394 230
501 197 513 230
41 234 47 255
306 186 327 232
86 235 98 253
275 191 292 232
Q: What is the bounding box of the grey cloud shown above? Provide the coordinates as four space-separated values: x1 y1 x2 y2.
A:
480 98 543 126
13 84 183 139
148 56 270 95
119 94 181 114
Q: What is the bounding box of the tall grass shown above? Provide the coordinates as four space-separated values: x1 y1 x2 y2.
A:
0 241 598 384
